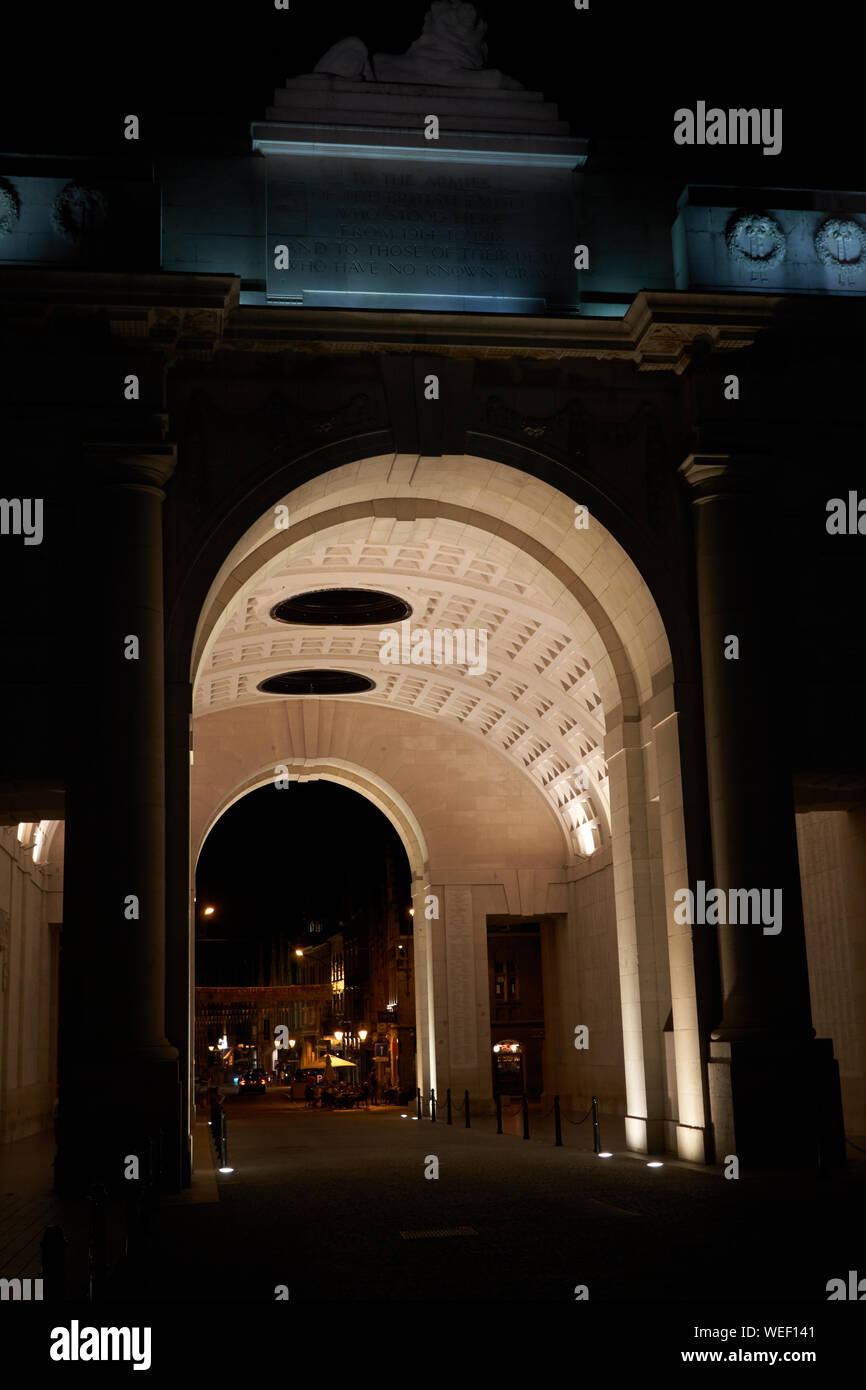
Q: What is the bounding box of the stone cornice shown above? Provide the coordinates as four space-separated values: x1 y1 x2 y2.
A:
0 268 794 370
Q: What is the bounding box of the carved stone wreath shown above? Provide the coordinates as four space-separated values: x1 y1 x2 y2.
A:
725 211 786 267
51 182 108 242
0 178 20 238
815 217 866 271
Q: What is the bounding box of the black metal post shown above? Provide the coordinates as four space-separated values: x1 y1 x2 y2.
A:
464 1090 470 1128
41 1225 65 1302
496 1092 503 1134
522 1094 530 1140
592 1095 600 1154
417 1087 422 1120
430 1088 436 1122
446 1088 452 1125
88 1183 106 1302
554 1095 563 1147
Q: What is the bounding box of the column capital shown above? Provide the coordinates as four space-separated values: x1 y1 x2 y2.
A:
679 452 770 504
83 442 177 491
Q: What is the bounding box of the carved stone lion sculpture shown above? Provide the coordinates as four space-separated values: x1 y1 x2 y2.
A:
314 0 522 90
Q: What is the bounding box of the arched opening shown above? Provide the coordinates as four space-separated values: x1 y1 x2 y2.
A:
0 817 64 1146
187 452 705 1161
194 781 414 1123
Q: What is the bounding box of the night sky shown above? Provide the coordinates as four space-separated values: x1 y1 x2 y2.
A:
2 1 858 192
195 780 411 984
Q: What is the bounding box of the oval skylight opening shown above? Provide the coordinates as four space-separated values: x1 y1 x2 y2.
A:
271 589 411 626
257 670 376 696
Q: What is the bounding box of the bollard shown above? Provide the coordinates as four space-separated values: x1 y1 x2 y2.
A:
88 1183 106 1302
417 1087 422 1120
554 1095 563 1147
522 1094 530 1140
446 1088 452 1125
592 1095 600 1154
431 1088 436 1123
41 1225 65 1302
464 1090 470 1128
496 1092 503 1134
211 1107 223 1166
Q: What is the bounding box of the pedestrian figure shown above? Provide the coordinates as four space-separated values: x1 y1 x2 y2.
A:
369 1074 378 1106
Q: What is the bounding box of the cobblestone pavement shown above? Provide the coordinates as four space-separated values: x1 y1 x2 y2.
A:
108 1089 865 1305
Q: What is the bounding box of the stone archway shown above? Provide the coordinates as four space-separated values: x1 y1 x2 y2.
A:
194 756 428 880
187 453 707 1160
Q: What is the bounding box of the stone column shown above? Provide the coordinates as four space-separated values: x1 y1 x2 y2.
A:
650 681 710 1162
165 677 193 1185
56 445 180 1193
606 717 668 1154
411 879 435 1107
680 455 844 1166
444 884 493 1112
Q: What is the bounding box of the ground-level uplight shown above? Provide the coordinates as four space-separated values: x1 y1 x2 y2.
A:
401 1114 408 1119
647 1161 664 1168
598 1151 613 1158
219 1166 234 1174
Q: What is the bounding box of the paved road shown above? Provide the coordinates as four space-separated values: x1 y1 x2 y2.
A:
115 1088 864 1304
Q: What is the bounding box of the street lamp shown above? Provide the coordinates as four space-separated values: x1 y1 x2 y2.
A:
358 1029 367 1042
204 906 215 916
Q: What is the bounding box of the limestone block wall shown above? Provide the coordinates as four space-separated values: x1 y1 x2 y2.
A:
542 850 626 1115
161 155 266 287
796 809 866 1138
0 825 62 1144
191 700 567 874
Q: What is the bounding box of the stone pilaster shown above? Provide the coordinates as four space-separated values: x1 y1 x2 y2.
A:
680 454 844 1166
56 444 180 1193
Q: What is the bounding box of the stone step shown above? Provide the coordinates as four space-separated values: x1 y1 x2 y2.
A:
252 121 588 164
272 86 558 123
281 75 546 102
263 110 572 137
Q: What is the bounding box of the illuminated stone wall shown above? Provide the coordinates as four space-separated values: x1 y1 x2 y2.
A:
0 824 62 1142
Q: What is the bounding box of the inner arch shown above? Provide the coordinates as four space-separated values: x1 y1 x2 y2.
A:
191 455 672 858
